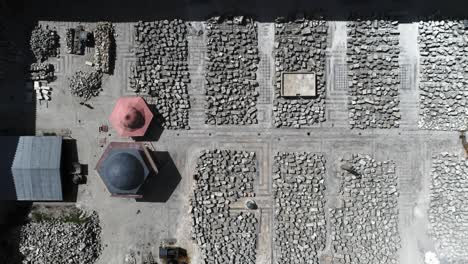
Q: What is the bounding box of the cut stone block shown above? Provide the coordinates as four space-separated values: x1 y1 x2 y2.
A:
281 72 316 97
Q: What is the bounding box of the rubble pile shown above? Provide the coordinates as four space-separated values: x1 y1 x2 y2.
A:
418 21 468 130
30 25 59 62
18 212 101 264
191 150 258 264
69 70 103 101
347 21 400 129
130 20 190 129
273 19 328 128
429 153 468 263
27 62 54 82
205 16 260 125
330 154 400 264
94 22 114 73
66 28 74 54
273 152 327 264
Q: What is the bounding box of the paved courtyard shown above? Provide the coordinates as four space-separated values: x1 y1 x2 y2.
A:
2 18 466 264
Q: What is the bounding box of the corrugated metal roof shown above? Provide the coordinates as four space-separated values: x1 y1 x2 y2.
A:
0 136 63 201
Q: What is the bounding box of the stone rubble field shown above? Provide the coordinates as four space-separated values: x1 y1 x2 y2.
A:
273 19 328 128
205 17 260 125
418 21 468 130
330 154 400 264
130 20 191 129
190 150 259 264
273 152 327 264
347 20 401 129
429 153 468 263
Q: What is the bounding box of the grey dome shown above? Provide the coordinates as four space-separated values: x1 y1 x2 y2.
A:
103 152 145 190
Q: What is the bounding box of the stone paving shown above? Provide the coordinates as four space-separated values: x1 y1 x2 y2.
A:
347 20 401 129
418 21 468 131
273 19 328 128
428 153 468 263
0 16 465 264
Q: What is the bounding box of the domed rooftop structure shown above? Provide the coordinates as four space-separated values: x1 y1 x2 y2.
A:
109 96 153 137
96 142 158 197
121 107 145 130
102 152 145 190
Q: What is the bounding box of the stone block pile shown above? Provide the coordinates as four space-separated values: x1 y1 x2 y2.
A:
273 19 328 128
347 21 400 129
205 16 260 125
17 212 101 264
418 21 468 130
130 20 190 129
30 24 59 62
429 153 468 263
191 150 258 264
273 152 327 264
27 62 54 82
330 154 400 264
94 22 114 73
69 70 103 101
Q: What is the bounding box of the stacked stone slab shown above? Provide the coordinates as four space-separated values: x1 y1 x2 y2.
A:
30 24 59 62
330 154 400 264
131 20 190 129
27 62 55 82
205 17 259 125
16 212 101 264
347 21 401 129
429 153 468 263
191 150 258 264
273 152 327 264
273 19 328 128
419 21 468 130
94 22 114 73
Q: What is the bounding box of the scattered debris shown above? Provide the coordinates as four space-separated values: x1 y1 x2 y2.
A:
205 16 259 125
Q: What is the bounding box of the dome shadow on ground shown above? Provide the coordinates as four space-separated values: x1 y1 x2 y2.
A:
136 151 181 203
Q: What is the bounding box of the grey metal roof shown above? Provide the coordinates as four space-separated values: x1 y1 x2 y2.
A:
0 136 63 201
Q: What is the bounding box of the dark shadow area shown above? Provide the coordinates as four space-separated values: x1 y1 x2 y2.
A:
61 138 82 202
5 0 468 22
0 201 32 264
132 104 165 142
137 151 181 203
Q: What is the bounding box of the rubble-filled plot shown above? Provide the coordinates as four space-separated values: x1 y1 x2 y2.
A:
205 17 260 125
429 153 468 263
191 150 258 264
273 19 328 128
273 152 327 264
130 20 190 129
330 154 400 264
347 21 400 129
418 21 468 130
30 24 59 62
94 22 115 74
0 211 102 264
